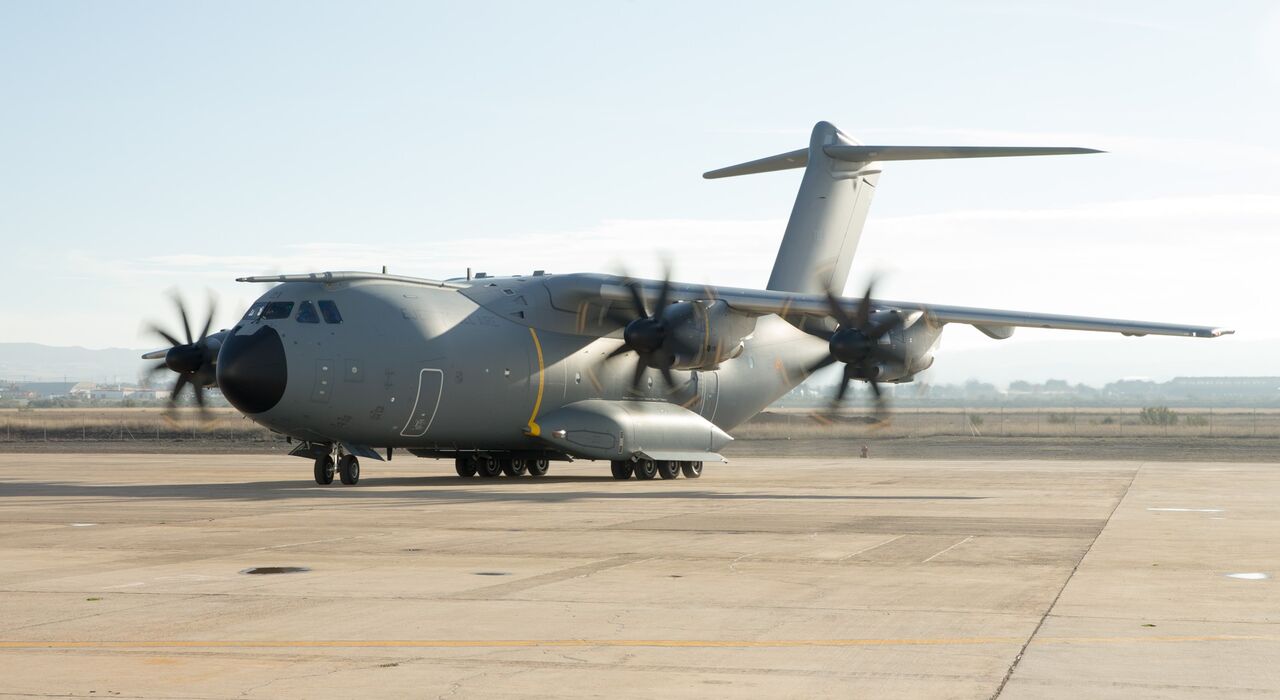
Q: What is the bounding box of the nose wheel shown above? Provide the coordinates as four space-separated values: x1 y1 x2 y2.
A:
314 455 335 485
338 454 361 485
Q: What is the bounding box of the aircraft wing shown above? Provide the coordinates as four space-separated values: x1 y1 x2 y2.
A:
593 277 1232 339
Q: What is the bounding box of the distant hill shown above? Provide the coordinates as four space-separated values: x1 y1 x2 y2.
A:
0 343 150 383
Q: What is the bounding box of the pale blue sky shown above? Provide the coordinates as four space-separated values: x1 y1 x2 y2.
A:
2 1 1278 381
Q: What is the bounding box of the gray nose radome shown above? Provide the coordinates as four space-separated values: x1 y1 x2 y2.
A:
217 325 288 414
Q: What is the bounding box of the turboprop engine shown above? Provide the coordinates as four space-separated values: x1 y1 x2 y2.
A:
802 282 941 405
606 276 756 389
853 309 938 383
657 299 755 370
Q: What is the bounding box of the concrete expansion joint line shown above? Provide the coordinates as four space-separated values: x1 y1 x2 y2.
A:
989 464 1141 699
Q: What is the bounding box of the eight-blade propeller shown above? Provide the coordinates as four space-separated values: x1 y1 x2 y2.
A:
143 293 219 413
604 271 679 392
802 281 907 414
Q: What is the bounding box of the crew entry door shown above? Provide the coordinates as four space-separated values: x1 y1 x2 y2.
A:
400 368 444 437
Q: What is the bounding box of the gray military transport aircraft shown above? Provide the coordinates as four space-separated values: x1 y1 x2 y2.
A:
144 121 1231 486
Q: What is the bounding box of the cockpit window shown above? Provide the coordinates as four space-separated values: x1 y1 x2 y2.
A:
241 302 266 321
318 300 343 324
261 301 294 320
296 301 319 324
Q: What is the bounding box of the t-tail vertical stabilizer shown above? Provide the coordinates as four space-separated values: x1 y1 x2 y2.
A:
703 121 1101 296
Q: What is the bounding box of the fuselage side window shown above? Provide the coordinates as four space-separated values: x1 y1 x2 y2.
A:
261 301 294 320
318 300 343 324
296 301 319 324
241 302 267 321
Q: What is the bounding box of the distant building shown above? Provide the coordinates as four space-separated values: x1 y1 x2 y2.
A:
5 381 78 399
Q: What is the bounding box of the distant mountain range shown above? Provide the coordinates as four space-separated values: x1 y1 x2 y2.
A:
0 343 150 383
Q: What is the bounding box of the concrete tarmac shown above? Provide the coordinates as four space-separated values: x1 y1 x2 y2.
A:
0 453 1276 698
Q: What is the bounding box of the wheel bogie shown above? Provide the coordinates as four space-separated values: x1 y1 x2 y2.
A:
656 460 680 479
680 460 703 478
527 458 549 477
455 456 478 478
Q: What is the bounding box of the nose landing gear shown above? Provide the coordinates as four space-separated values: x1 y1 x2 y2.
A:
312 447 360 486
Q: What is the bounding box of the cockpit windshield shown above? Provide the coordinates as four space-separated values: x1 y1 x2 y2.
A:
296 301 319 323
242 300 340 323
260 302 294 320
241 302 266 321
318 300 343 324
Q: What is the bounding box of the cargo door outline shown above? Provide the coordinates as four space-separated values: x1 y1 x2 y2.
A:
400 369 445 437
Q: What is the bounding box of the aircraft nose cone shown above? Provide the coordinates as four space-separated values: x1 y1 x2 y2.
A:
217 325 288 414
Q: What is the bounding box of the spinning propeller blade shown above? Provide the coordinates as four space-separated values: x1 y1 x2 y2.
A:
141 291 220 418
802 278 905 418
602 262 683 393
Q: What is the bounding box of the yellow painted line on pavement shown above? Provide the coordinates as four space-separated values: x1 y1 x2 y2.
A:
0 635 1274 650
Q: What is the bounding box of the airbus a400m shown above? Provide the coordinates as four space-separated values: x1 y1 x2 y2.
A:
143 122 1231 485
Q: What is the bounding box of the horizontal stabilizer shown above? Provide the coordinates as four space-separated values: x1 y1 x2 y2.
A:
824 145 1102 162
703 148 809 179
704 144 1101 179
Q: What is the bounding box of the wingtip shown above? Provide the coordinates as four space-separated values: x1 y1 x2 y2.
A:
1196 328 1235 338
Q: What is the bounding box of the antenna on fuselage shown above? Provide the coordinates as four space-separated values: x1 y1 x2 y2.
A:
466 267 472 281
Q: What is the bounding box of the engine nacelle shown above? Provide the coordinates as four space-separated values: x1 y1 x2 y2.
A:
868 310 940 383
659 300 755 371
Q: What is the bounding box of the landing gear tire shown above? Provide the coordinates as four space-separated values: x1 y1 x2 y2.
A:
657 460 680 480
527 458 549 477
455 456 477 478
610 460 634 480
501 458 528 477
680 461 703 478
476 455 502 478
633 459 657 480
314 455 335 485
338 454 360 485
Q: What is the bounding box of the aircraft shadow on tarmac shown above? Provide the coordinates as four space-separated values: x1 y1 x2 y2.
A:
1 476 987 505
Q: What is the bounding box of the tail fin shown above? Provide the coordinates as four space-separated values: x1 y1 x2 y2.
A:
705 121 1100 295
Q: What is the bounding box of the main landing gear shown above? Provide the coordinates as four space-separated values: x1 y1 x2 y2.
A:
611 459 702 481
314 450 360 486
455 455 551 479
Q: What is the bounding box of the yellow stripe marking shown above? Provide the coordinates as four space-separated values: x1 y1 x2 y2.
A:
525 327 545 437
0 635 1271 650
